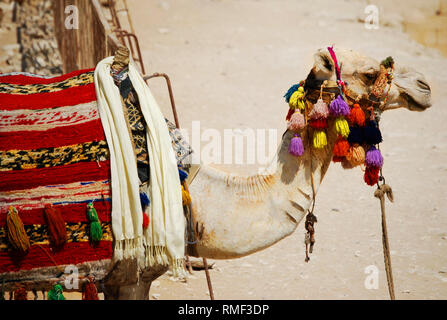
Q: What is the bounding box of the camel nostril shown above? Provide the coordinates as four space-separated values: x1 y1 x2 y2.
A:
417 79 431 92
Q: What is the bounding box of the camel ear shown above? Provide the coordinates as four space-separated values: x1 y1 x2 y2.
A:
313 49 334 80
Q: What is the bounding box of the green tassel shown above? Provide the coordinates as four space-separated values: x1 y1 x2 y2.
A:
47 284 65 300
87 202 102 242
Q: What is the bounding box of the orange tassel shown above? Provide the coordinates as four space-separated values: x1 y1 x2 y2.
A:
333 136 350 157
349 103 365 126
6 206 30 253
44 205 67 248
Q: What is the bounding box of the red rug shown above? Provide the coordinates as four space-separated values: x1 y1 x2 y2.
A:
0 69 113 274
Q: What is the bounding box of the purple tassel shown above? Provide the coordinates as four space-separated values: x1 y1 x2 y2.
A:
289 134 304 156
365 146 383 168
329 95 350 117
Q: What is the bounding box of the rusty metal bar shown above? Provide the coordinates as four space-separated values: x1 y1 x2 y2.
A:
143 73 180 129
203 258 215 300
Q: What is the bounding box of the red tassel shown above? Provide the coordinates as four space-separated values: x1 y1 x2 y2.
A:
364 166 380 186
13 287 28 300
348 103 365 126
44 205 67 248
82 277 99 300
333 136 350 157
309 118 328 129
285 108 295 121
332 156 345 163
142 212 150 229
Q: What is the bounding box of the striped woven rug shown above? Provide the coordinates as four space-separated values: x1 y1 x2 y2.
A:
0 69 114 275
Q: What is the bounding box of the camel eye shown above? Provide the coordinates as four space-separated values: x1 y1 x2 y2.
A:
363 72 377 82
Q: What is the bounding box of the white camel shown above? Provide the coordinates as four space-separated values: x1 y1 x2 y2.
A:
1 48 431 300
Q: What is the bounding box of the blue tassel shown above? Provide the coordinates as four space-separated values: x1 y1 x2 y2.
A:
347 126 364 145
364 120 383 145
283 84 300 103
178 168 188 182
140 192 150 210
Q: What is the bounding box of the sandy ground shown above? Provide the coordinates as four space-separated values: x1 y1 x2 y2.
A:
121 0 447 300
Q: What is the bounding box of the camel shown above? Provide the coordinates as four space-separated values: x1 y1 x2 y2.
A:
0 48 431 300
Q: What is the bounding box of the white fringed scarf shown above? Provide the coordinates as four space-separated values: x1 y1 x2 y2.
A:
94 57 185 276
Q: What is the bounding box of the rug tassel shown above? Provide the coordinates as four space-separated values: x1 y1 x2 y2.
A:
82 277 99 300
44 205 67 248
47 284 65 300
87 202 102 242
6 206 30 253
13 286 28 300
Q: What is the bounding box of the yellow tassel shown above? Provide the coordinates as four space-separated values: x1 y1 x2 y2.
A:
313 130 327 149
288 87 305 110
335 117 350 138
6 206 30 253
181 185 192 206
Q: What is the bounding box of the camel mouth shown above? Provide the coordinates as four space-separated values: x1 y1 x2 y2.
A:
402 92 431 112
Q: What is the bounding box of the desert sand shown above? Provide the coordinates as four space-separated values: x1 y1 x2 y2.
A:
122 0 447 300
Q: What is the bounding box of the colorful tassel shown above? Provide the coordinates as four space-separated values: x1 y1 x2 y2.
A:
365 146 384 168
285 108 295 121
86 202 102 242
333 136 350 157
309 98 329 119
349 103 365 126
341 159 355 169
142 212 150 229
313 130 327 149
364 166 380 186
346 144 365 166
82 277 99 300
289 134 304 156
329 95 350 117
364 120 383 145
47 284 65 300
178 168 189 182
287 111 305 131
6 206 30 253
13 287 28 300
44 205 67 248
140 192 150 210
309 118 328 129
347 126 364 145
288 87 305 110
181 185 192 206
335 117 350 138
332 156 344 163
284 84 300 103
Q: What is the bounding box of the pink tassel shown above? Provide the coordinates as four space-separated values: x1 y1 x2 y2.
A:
289 134 304 156
309 98 329 119
287 112 305 131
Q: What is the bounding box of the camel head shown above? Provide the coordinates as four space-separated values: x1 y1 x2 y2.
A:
306 47 432 112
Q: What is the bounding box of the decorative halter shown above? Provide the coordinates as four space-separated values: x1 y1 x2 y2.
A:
284 46 395 263
284 46 395 187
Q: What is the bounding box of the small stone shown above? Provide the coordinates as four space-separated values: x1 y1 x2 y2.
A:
152 293 160 300
152 281 160 287
331 208 340 212
401 289 411 294
439 268 447 274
